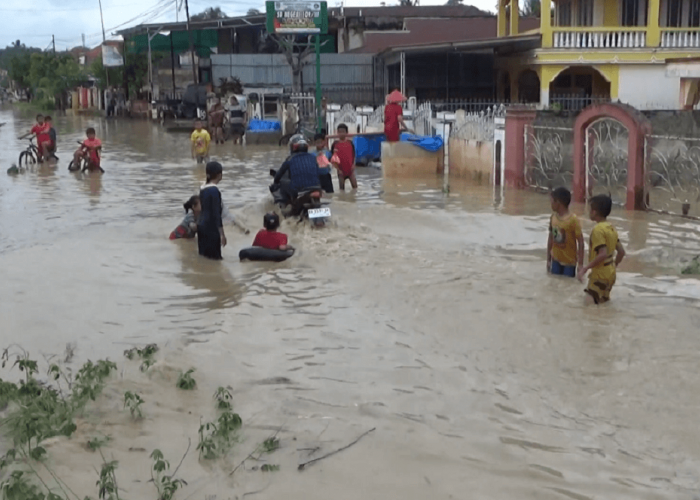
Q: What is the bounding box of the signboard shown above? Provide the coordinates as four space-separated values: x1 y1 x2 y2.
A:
266 1 328 34
102 44 124 67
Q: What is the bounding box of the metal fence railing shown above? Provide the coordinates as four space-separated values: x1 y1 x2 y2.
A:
549 94 611 112
430 99 510 114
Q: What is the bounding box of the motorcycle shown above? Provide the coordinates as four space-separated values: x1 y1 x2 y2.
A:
269 169 331 227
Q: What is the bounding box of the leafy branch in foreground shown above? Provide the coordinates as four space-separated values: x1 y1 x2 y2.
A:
197 411 242 460
0 348 118 499
96 459 119 500
150 449 187 500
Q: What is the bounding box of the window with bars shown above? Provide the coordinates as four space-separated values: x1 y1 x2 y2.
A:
622 0 648 25
578 0 594 26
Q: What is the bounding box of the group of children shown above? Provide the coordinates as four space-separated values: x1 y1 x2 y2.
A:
23 114 102 171
189 120 360 192
182 120 625 305
170 161 290 258
547 187 626 304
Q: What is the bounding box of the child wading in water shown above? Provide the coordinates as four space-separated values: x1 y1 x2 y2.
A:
330 123 357 191
191 120 211 164
577 195 626 304
314 132 335 193
197 162 227 260
252 213 292 250
169 195 201 240
547 187 584 277
44 115 58 162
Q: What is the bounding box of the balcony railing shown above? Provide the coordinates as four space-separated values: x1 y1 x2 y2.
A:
552 29 647 48
660 29 700 47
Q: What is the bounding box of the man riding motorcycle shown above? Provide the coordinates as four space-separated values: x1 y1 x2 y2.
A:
271 135 321 208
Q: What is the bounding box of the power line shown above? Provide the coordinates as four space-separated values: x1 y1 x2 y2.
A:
0 2 146 12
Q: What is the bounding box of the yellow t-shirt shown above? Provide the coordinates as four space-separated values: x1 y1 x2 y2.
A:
191 129 211 155
588 221 619 282
549 213 583 266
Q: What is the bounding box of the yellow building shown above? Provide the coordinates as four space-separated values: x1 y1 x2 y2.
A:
497 0 700 109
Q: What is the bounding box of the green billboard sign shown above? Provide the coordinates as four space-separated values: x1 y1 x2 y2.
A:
266 1 328 35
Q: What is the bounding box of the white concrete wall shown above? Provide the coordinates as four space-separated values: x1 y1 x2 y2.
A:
618 65 681 110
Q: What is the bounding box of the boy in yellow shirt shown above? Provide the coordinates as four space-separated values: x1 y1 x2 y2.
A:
577 195 626 304
547 187 584 277
191 120 211 164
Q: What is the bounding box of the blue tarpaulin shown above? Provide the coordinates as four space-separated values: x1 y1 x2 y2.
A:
247 119 281 132
353 134 384 165
400 133 444 152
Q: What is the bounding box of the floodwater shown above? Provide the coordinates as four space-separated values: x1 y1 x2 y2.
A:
1 107 700 500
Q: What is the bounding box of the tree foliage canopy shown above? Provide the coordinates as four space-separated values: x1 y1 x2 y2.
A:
191 7 227 21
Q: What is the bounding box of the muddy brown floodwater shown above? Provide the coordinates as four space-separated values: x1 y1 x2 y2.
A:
1 107 700 500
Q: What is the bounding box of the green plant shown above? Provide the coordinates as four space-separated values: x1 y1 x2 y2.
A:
73 360 117 403
260 464 280 472
123 392 144 420
213 387 233 411
262 437 280 453
0 471 53 500
176 369 196 390
196 410 242 460
96 460 119 500
123 344 158 372
681 255 700 275
87 436 111 452
150 450 187 500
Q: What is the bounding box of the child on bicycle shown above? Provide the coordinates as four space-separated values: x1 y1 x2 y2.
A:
23 114 51 162
74 127 102 172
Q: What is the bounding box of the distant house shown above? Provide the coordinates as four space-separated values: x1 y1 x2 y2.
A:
493 0 700 109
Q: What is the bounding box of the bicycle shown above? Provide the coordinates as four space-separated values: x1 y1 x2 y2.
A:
18 137 40 166
68 141 104 173
278 120 318 147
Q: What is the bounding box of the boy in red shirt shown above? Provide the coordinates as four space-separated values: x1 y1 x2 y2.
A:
253 213 292 250
330 123 357 191
26 114 51 162
74 127 103 172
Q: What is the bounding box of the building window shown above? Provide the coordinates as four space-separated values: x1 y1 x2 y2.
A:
557 0 573 26
622 0 648 25
578 0 594 26
691 0 700 26
666 0 683 27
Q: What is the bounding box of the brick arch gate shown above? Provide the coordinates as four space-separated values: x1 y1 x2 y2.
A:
573 103 651 211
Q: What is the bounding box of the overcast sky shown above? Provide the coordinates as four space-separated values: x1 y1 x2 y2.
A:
0 0 496 51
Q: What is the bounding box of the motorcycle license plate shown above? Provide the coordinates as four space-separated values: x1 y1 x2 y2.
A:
308 207 331 219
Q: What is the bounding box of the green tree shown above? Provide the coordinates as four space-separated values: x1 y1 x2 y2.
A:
8 52 33 91
247 8 261 15
191 7 227 20
25 52 86 109
91 53 149 99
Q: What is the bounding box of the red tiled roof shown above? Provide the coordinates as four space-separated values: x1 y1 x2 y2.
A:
349 16 540 54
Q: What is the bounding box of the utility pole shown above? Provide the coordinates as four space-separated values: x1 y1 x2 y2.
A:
98 0 110 90
82 33 86 48
184 0 198 86
52 35 56 54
